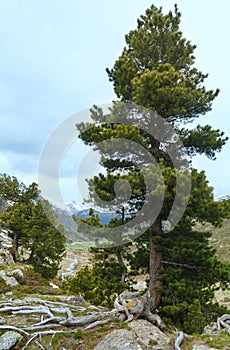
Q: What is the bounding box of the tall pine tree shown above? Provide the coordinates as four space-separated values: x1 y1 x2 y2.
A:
76 4 229 327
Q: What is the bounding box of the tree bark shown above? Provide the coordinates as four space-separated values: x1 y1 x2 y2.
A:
149 220 162 311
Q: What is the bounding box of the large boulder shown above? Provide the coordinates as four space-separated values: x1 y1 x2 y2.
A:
94 320 173 350
129 320 171 348
0 331 23 350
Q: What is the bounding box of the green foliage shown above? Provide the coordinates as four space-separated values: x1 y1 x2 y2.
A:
183 299 206 334
26 200 66 278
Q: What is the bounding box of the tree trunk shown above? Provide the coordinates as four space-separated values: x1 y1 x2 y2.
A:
12 233 19 262
149 220 162 311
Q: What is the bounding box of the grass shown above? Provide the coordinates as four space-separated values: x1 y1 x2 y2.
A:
201 331 230 349
67 242 90 250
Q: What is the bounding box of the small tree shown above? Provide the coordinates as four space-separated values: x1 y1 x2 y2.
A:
184 299 206 334
0 176 39 261
0 177 66 278
26 200 66 278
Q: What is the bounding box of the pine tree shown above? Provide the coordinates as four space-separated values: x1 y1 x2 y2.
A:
76 4 230 328
0 177 66 277
26 200 66 278
0 176 39 261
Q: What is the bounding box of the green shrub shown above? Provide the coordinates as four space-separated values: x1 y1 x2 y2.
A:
183 299 206 334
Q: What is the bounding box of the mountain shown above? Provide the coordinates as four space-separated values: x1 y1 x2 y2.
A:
1 173 229 254
0 173 27 192
215 193 230 201
0 173 118 240
66 201 118 225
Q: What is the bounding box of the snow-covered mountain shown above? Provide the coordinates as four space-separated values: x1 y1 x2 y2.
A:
66 201 118 225
67 201 88 213
0 173 27 191
215 194 230 201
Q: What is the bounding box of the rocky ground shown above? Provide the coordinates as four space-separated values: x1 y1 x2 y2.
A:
0 293 229 350
1 231 230 349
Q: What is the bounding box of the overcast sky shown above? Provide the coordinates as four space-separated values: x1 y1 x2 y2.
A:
0 0 230 205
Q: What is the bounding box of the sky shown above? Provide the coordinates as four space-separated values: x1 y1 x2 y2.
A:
0 0 230 206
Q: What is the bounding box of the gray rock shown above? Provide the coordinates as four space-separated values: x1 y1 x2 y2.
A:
94 329 142 350
129 320 171 349
192 345 218 350
0 231 12 249
4 256 14 266
94 320 173 350
0 271 18 287
0 331 23 350
0 318 5 325
0 231 14 266
10 269 25 284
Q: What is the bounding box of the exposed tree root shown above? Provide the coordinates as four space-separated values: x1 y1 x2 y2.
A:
212 313 230 333
0 291 169 348
174 331 185 350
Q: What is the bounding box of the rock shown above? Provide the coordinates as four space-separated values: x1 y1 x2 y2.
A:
49 281 59 289
0 331 23 350
10 269 25 284
0 317 5 325
0 271 18 287
94 329 142 350
0 230 12 249
192 345 217 350
94 320 173 350
0 230 14 266
129 320 171 349
4 256 14 266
